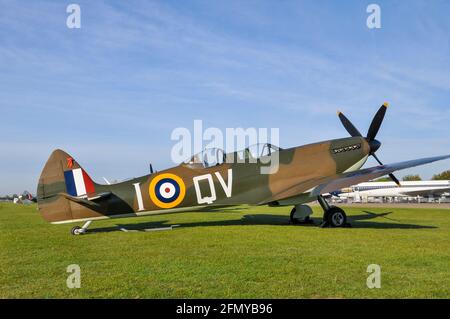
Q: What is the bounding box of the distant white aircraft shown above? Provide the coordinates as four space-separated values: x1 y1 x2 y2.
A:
1 191 36 205
336 180 450 201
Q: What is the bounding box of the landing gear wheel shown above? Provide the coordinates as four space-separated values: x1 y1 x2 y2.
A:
290 207 314 225
326 207 347 228
301 216 314 225
71 226 82 235
290 207 299 224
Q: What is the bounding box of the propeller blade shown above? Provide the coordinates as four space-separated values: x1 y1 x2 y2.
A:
372 153 401 186
388 173 402 187
337 111 362 137
372 153 383 165
367 102 388 141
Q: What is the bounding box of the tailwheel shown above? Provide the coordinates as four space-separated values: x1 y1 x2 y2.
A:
70 221 92 236
325 206 348 228
71 226 83 235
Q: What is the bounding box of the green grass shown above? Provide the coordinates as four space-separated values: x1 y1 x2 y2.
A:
0 202 449 298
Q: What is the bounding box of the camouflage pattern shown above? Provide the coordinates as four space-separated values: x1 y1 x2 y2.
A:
37 136 370 224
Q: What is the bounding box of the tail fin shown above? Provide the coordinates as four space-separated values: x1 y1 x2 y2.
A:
37 149 99 223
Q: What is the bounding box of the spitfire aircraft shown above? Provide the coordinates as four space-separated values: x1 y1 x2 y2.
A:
36 103 450 235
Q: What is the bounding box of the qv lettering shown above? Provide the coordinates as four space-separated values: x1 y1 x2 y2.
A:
194 169 233 205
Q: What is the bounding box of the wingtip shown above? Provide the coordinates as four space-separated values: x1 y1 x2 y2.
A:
337 110 342 116
383 102 389 108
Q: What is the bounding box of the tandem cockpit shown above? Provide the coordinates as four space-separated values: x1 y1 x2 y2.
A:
183 143 281 169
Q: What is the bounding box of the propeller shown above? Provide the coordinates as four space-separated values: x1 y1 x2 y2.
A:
338 102 401 187
371 153 401 186
337 111 362 137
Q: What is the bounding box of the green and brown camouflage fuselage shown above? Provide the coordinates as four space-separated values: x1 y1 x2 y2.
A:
37 136 370 224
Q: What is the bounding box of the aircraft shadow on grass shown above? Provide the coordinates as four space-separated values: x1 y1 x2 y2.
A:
347 211 436 229
87 209 436 234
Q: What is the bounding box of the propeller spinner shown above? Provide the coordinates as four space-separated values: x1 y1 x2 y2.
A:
338 103 401 186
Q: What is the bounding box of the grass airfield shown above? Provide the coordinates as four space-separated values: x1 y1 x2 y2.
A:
0 202 449 298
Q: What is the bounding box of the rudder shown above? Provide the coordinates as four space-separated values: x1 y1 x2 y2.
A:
37 149 98 223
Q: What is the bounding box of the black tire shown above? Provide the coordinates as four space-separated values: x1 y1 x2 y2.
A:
290 207 299 224
322 205 336 221
71 226 82 235
326 207 347 227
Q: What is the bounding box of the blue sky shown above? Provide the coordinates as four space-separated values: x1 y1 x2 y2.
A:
1 0 449 194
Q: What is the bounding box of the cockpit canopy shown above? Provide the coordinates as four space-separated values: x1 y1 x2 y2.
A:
185 148 226 168
184 143 281 169
247 143 280 159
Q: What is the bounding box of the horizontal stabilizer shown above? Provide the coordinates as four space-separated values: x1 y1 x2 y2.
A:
59 191 111 208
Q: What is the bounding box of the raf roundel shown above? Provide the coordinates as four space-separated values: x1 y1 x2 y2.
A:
149 173 186 209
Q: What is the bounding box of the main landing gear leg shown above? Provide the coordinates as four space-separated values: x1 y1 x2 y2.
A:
317 195 350 228
71 221 92 235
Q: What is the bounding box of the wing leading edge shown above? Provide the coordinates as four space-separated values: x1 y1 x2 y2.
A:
310 155 450 197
